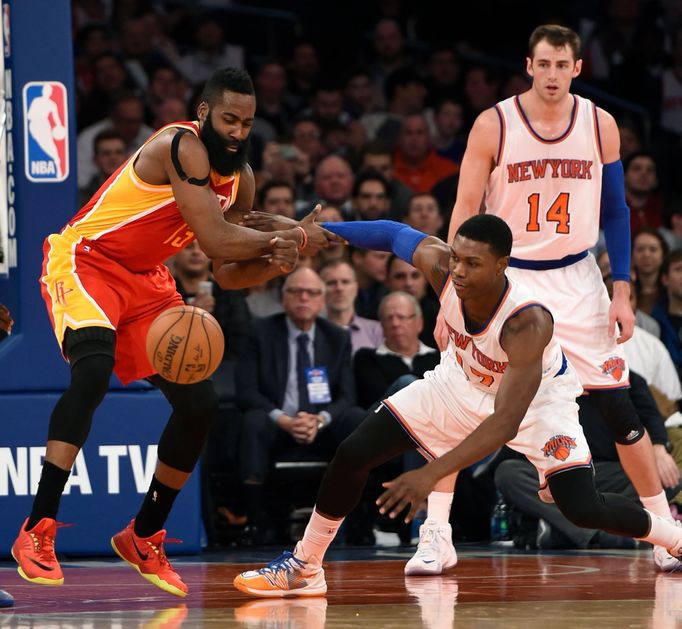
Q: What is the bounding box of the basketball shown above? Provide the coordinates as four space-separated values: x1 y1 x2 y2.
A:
146 305 224 384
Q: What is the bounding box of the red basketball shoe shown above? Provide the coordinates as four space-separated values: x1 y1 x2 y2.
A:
111 520 187 598
11 517 64 585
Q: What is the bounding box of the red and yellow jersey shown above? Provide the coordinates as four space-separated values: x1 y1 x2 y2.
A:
67 121 240 272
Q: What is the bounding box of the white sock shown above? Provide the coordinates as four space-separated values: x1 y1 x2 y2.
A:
640 491 673 521
427 491 454 524
295 508 343 569
639 509 682 552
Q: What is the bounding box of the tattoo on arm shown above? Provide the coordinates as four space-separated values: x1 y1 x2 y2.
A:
171 129 210 187
431 261 449 293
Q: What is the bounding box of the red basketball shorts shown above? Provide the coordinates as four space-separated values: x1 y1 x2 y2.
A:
40 226 183 384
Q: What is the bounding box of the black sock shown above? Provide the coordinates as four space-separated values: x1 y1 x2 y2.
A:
27 461 71 530
134 476 180 538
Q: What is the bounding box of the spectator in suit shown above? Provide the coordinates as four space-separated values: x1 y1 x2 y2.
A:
354 291 438 410
235 267 361 539
320 260 383 355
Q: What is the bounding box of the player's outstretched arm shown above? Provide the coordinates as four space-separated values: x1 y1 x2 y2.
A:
376 306 552 521
212 237 298 289
446 108 500 244
158 131 304 260
239 205 345 255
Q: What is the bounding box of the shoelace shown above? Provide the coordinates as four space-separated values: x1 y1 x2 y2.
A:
29 522 73 562
144 535 183 568
257 551 306 575
416 526 446 556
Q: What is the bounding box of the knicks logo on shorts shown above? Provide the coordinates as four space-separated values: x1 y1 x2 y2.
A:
601 356 626 382
542 435 577 461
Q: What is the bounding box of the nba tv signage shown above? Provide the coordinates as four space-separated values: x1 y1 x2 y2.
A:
22 80 68 182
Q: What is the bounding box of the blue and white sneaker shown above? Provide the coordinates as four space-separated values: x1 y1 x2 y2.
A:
233 549 327 598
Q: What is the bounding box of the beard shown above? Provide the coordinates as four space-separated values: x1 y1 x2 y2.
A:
200 114 250 176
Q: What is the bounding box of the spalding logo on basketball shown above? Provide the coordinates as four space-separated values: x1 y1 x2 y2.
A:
146 305 224 384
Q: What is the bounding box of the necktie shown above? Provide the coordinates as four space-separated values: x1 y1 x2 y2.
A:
296 333 313 411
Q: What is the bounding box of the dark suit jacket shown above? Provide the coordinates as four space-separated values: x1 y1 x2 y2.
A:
353 347 440 410
235 313 356 420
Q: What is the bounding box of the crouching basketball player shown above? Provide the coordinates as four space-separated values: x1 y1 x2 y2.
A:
234 215 682 597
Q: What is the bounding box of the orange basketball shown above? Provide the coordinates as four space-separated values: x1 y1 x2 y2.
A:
146 305 224 384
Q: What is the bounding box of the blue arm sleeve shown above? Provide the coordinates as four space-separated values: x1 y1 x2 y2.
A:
601 160 631 282
322 220 429 265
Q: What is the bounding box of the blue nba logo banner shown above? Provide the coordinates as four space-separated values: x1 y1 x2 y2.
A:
23 81 69 182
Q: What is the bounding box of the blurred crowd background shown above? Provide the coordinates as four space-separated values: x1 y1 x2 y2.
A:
68 0 682 550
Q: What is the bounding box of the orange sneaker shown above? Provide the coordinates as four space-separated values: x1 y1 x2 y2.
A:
11 517 64 585
233 550 327 598
111 520 187 598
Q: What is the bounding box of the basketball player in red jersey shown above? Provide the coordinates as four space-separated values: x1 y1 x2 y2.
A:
11 68 335 596
406 24 679 575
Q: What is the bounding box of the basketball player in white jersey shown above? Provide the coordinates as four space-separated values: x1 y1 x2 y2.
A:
408 23 678 574
233 215 682 598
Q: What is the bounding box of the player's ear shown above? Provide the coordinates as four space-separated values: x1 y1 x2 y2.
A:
525 56 533 77
573 58 583 78
497 255 509 275
197 101 209 122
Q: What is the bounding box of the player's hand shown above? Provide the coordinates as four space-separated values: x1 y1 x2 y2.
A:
240 211 298 232
268 236 299 273
299 204 346 255
653 444 681 489
434 310 449 352
0 304 13 338
609 282 635 343
376 467 438 523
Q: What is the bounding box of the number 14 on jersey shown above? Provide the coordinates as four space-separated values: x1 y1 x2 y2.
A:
526 192 571 234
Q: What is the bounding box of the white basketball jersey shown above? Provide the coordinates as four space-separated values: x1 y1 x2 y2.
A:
438 277 565 394
485 95 603 260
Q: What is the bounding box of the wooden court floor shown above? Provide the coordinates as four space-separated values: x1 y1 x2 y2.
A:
1 546 681 628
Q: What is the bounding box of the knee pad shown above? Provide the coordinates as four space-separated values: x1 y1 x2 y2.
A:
588 388 645 445
63 326 116 366
548 467 604 529
48 352 115 447
157 379 219 472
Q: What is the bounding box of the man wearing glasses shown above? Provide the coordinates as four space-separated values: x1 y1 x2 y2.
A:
234 266 362 543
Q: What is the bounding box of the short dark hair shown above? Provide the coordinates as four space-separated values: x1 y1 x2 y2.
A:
362 140 391 159
258 179 294 207
352 169 389 198
664 249 682 275
93 129 126 152
385 65 425 102
623 151 657 173
528 24 581 61
456 214 512 258
200 68 254 106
